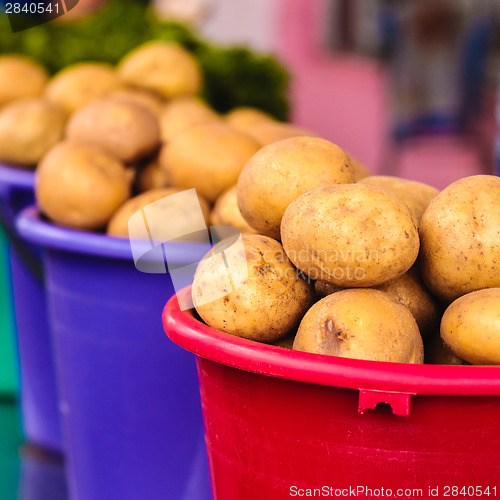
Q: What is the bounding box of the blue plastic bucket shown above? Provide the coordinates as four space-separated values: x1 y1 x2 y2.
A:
0 165 62 452
17 206 211 500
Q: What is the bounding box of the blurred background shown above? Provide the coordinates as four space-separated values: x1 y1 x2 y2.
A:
0 0 499 497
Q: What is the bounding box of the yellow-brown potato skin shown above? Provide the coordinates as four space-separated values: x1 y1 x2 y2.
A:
118 41 202 99
0 55 48 107
107 187 210 238
210 185 257 234
237 136 355 240
293 289 424 363
44 63 121 114
272 333 296 349
192 234 314 342
66 98 160 164
225 107 275 133
159 97 220 142
0 98 66 166
375 267 441 340
349 155 371 181
36 142 130 230
441 288 500 365
425 335 465 365
245 121 316 146
106 88 165 117
160 122 260 203
419 175 500 303
281 184 420 287
136 156 170 192
315 281 342 299
360 176 439 226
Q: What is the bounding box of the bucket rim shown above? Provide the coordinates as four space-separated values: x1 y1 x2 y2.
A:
0 163 35 190
164 287 500 397
16 205 212 264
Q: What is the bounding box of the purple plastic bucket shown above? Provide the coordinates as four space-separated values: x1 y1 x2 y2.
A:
17 206 212 500
0 164 62 452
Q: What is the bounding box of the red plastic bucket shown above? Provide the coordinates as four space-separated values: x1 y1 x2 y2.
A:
164 287 500 500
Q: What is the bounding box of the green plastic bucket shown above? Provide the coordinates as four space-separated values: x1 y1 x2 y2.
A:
0 226 18 395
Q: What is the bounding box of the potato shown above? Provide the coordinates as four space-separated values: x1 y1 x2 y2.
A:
281 184 419 287
66 97 160 164
419 175 500 303
108 188 210 239
272 333 296 349
106 88 165 117
0 98 66 167
360 176 439 226
136 156 170 192
375 267 441 340
159 97 219 142
293 289 424 363
225 107 275 133
349 155 371 181
315 281 342 299
210 185 257 234
36 142 130 229
192 234 314 342
245 121 316 146
237 136 355 240
159 122 260 203
0 55 48 107
44 63 121 114
425 335 465 365
441 288 500 364
118 41 202 99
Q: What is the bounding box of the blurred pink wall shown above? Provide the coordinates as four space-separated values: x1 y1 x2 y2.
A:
273 0 390 173
272 0 491 188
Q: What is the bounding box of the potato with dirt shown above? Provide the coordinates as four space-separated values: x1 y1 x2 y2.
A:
66 97 160 164
440 288 500 365
359 176 439 226
192 234 314 342
108 188 210 239
245 121 315 146
237 136 355 240
0 98 66 167
419 175 500 302
375 267 441 340
45 62 121 114
160 122 260 203
210 185 257 235
0 55 48 107
350 155 371 181
118 41 202 99
293 288 424 363
36 142 130 230
281 184 420 287
225 107 276 134
106 88 165 118
136 156 170 192
159 97 220 142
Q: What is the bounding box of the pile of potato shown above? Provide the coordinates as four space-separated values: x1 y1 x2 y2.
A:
0 43 309 234
1 46 498 368
192 134 500 366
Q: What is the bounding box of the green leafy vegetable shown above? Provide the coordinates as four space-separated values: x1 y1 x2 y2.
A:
0 0 290 119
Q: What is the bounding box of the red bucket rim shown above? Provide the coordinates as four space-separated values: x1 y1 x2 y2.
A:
163 287 500 397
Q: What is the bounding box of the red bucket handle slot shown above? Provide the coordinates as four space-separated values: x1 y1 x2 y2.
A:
358 389 412 418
